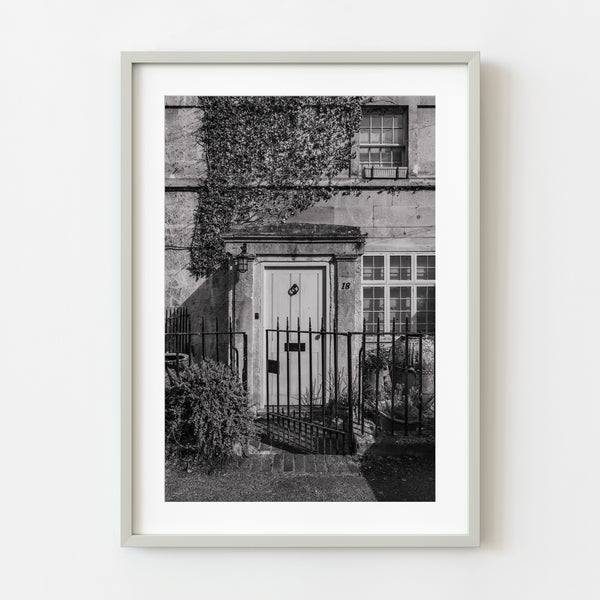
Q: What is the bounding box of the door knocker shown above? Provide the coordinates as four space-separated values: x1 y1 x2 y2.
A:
288 283 299 296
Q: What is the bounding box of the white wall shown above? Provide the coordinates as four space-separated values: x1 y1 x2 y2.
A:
1 1 599 598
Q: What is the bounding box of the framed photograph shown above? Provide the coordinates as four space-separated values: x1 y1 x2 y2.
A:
122 52 480 547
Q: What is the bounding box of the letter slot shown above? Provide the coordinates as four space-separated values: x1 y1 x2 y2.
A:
283 342 306 352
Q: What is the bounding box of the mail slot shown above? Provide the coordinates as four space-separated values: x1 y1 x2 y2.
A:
284 342 306 352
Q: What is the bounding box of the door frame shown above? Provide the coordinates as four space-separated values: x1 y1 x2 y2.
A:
260 261 330 409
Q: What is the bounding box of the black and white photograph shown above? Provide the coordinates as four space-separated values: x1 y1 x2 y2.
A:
164 95 436 501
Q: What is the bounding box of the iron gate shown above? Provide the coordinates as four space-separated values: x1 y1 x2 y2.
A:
265 317 435 454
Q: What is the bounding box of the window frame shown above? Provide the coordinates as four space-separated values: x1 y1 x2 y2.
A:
361 252 435 333
358 106 408 177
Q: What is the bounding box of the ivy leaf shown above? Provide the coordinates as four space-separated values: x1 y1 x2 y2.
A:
188 96 363 277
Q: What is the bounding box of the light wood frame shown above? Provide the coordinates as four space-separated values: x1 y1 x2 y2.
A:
121 51 480 548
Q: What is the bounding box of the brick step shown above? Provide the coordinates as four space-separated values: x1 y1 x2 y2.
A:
238 454 361 476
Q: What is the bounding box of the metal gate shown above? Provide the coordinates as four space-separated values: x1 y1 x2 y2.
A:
265 318 435 454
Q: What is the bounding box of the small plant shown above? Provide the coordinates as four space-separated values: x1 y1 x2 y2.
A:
363 347 391 371
165 360 254 471
378 385 435 423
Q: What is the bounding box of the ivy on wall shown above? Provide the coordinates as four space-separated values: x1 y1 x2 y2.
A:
189 96 363 277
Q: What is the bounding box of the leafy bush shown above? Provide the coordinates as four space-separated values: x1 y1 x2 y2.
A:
189 96 363 276
363 347 391 371
377 384 435 422
165 360 254 471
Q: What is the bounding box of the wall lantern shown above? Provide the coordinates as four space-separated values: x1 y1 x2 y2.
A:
234 243 249 273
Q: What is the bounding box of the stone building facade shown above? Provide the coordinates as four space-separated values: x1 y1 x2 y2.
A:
165 96 435 408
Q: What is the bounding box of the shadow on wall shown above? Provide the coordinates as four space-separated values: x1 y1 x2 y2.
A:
182 265 232 363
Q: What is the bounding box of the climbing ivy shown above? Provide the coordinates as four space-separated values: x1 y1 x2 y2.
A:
189 96 363 277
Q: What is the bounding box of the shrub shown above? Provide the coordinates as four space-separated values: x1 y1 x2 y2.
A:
363 347 390 371
165 360 254 471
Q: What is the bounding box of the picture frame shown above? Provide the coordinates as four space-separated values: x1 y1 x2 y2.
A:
121 51 480 547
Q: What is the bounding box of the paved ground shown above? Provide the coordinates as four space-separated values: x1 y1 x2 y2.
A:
165 436 435 502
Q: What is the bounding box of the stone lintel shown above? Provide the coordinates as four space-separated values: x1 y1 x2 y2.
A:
334 254 360 262
223 223 366 258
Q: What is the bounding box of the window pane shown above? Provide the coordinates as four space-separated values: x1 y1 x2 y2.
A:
373 255 384 280
389 256 399 279
416 256 426 279
360 116 370 128
371 115 381 128
383 128 393 143
428 256 435 280
416 286 435 334
381 147 392 165
359 129 369 144
363 256 384 281
383 115 393 128
363 256 373 280
371 129 381 143
359 148 369 163
390 286 411 332
363 286 385 332
401 256 411 279
391 148 401 165
390 255 411 280
416 255 435 280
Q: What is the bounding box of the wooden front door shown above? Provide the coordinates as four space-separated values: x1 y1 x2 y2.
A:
263 266 326 408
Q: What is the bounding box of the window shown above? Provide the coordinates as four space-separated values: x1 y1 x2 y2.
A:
362 255 384 281
390 255 411 280
361 253 435 334
416 255 435 280
362 287 385 332
416 286 435 333
359 107 407 179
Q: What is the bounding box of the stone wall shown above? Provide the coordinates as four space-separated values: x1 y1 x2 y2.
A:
286 188 435 253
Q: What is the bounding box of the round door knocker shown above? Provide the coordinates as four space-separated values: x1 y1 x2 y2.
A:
288 283 299 296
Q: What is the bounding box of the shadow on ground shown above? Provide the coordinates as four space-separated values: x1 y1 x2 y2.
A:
358 434 435 502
